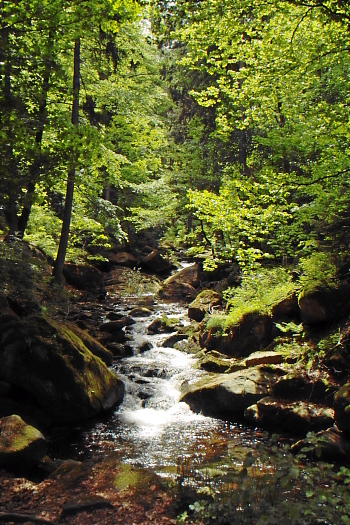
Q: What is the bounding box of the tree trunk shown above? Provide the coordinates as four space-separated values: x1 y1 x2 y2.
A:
18 35 54 238
53 37 80 285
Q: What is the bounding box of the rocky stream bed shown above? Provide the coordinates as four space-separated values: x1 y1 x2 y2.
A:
1 251 350 524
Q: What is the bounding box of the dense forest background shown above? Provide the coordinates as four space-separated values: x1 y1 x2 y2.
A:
1 0 350 283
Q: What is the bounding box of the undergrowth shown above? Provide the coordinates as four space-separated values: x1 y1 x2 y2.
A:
176 440 350 525
207 268 297 333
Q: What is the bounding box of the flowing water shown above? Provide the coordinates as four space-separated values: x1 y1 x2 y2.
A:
51 294 271 488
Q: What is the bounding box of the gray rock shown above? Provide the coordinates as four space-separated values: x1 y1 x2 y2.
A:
181 366 282 416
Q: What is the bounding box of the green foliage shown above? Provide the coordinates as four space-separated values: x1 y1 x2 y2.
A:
207 268 297 332
182 443 350 524
298 252 340 292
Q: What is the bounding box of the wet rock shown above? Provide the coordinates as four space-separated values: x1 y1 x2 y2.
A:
299 283 350 325
99 316 135 333
129 307 153 317
161 334 188 348
200 312 273 357
291 427 350 463
244 396 334 435
0 314 124 423
109 252 137 269
272 374 336 407
188 290 222 322
181 366 282 417
63 263 105 295
105 343 133 358
334 382 350 432
147 316 183 335
141 249 172 273
0 414 47 468
106 311 125 321
245 350 284 367
138 341 152 353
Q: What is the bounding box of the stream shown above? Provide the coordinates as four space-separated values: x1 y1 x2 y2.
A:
50 290 272 490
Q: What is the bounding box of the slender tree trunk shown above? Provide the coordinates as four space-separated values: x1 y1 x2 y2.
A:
18 37 54 238
53 37 80 284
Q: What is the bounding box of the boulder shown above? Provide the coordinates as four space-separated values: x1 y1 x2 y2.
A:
162 263 201 288
244 396 334 435
271 295 299 320
161 334 188 348
109 252 137 269
67 323 113 366
99 317 135 333
62 264 105 295
291 427 350 463
0 314 124 423
104 343 133 359
245 350 284 367
158 282 197 301
147 316 183 335
188 290 222 322
200 312 273 357
0 414 47 468
299 283 350 325
181 366 282 417
272 374 336 407
141 249 172 273
196 351 234 373
129 307 153 318
334 383 350 432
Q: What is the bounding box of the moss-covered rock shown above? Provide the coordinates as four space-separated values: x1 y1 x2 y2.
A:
147 315 184 335
195 350 234 373
188 290 222 322
67 323 113 365
200 312 273 357
0 414 47 467
0 314 124 423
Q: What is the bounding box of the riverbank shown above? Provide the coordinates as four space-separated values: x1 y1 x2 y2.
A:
1 240 350 524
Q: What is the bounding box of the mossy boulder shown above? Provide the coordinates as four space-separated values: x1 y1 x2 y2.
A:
200 312 273 357
67 323 113 365
188 290 222 322
196 350 234 373
0 414 47 468
147 315 184 335
0 314 124 423
244 396 334 435
181 366 283 417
